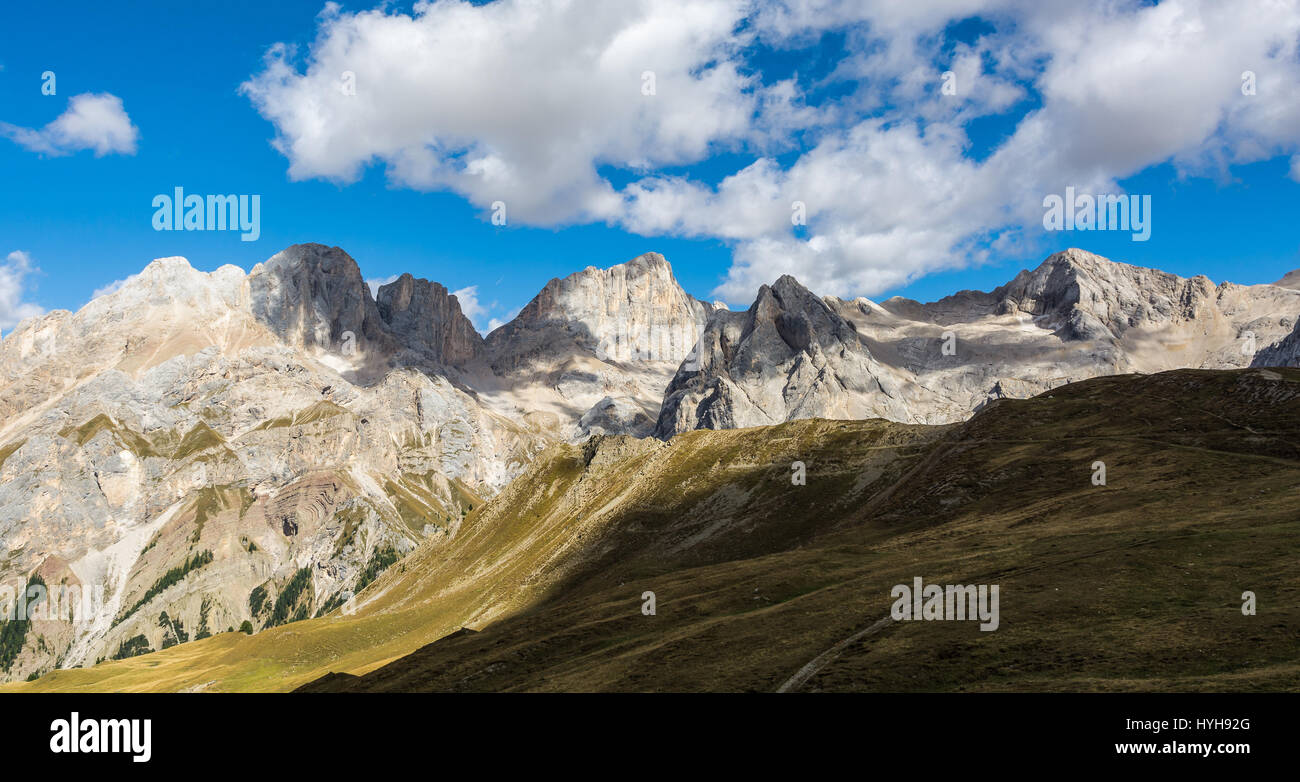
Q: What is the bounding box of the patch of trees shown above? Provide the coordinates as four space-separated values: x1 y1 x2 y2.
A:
265 568 313 628
116 550 214 625
0 575 45 672
111 634 152 660
354 545 399 594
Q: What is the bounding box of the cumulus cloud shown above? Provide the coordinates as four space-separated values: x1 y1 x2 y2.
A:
635 0 1300 302
245 0 1300 305
0 251 44 333
451 285 489 331
453 285 520 335
241 0 764 225
1 93 139 157
486 307 522 335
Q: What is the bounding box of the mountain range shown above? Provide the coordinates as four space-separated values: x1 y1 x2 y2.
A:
1 243 1298 682
8 367 1299 692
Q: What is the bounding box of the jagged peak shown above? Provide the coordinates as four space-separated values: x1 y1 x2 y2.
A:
374 272 484 365
1038 247 1112 271
557 251 677 288
142 255 194 272
246 243 391 354
757 274 831 315
376 272 455 300
252 243 363 279
122 255 247 285
85 256 246 313
506 251 701 327
1033 248 1206 287
624 250 670 269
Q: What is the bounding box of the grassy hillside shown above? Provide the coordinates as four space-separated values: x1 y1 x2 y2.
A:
8 368 1300 692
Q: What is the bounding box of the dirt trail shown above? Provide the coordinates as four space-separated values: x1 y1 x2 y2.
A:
775 615 893 693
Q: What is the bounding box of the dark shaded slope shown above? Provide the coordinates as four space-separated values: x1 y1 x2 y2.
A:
302 368 1300 693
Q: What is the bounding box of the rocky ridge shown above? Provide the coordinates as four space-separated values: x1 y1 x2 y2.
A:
656 248 1300 435
3 242 1299 681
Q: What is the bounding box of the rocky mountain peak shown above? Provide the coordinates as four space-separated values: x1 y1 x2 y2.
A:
90 256 247 312
248 243 392 354
654 269 908 438
619 250 671 273
656 247 1300 438
984 248 1219 342
870 249 1115 326
485 252 714 372
5 241 1300 683
1275 269 1300 290
768 273 818 301
752 274 859 356
375 273 485 366
515 251 698 325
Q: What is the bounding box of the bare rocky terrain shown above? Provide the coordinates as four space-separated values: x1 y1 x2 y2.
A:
2 243 1298 682
657 248 1300 434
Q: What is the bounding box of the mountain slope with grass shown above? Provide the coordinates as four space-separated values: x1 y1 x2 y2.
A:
8 367 1298 692
300 367 1300 692
6 243 1299 683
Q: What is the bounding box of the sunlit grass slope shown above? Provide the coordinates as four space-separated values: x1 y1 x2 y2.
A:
9 368 1299 692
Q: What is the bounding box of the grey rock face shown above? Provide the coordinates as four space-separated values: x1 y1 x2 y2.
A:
249 243 394 355
577 396 654 438
376 274 485 366
656 248 1300 436
1253 319 1300 367
474 252 717 440
0 244 730 681
1275 269 1300 290
655 275 913 437
4 241 1297 681
0 245 527 681
485 251 714 373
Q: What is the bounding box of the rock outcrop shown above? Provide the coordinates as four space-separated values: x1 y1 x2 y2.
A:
1253 320 1300 367
5 242 1299 682
0 245 519 681
655 275 915 436
1274 269 1300 290
656 248 1300 435
249 243 394 356
474 252 717 440
485 252 714 372
376 274 485 367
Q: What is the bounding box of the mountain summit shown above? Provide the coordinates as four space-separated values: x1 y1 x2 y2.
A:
656 248 1300 435
2 243 1299 681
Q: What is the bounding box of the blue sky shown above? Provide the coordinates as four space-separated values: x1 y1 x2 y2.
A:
2 0 1299 334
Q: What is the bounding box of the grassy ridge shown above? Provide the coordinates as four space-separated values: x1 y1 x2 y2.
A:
306 369 1300 692
9 368 1300 692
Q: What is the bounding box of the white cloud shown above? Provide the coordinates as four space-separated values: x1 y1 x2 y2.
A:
246 0 1300 306
0 251 44 333
1 93 139 157
241 0 762 225
487 307 521 335
451 285 489 332
629 0 1300 302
